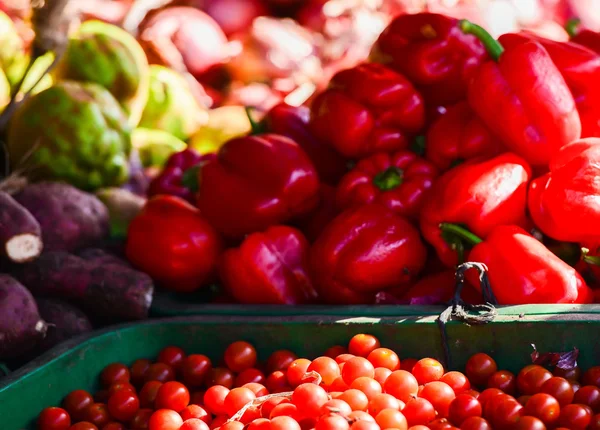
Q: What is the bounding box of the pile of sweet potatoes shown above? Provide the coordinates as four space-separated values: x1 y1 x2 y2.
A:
0 182 154 366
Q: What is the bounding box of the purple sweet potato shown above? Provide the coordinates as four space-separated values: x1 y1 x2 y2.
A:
13 251 154 322
0 191 43 263
35 298 93 352
0 275 47 360
13 182 109 252
77 248 132 268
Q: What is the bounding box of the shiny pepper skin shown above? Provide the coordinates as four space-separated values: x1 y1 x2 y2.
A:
196 133 320 239
468 225 593 305
219 226 319 304
425 101 503 171
370 13 488 106
126 195 223 293
309 62 426 159
310 204 427 304
147 148 215 203
335 150 438 220
528 138 600 244
420 153 531 267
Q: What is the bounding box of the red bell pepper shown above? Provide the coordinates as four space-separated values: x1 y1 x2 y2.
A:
262 102 348 185
370 13 488 106
219 225 318 304
126 195 223 293
294 184 340 243
499 31 600 138
424 101 503 171
420 153 531 267
310 204 427 304
147 149 215 203
309 62 426 159
196 133 320 239
528 138 600 244
335 150 438 220
452 224 593 304
566 18 600 53
460 20 581 168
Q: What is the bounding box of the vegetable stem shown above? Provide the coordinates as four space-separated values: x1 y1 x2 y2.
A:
373 167 403 191
565 18 582 38
459 19 504 61
440 223 483 246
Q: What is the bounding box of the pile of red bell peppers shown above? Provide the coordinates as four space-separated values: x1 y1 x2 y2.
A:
128 12 600 307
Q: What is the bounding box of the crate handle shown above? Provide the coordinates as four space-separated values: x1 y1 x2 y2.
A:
436 262 498 369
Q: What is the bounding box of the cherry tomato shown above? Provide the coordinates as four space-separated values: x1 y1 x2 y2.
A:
157 346 186 370
224 341 257 373
338 389 369 411
315 414 350 430
448 394 482 426
465 354 497 387
368 393 401 416
130 408 153 430
139 381 163 408
204 385 230 415
348 334 381 358
367 348 401 371
440 371 471 394
101 364 130 388
243 382 268 397
246 418 271 430
336 354 356 364
82 403 110 428
235 368 266 387
477 388 504 409
181 404 211 423
342 357 375 385
262 398 290 418
211 415 229 429
373 367 392 386
514 416 546 430
459 416 492 430
271 416 301 430
384 370 419 403
130 359 151 387
558 403 592 429
182 355 212 388
347 410 376 422
330 376 350 392
155 381 190 412
181 418 210 430
325 345 348 359
148 409 183 430
540 376 574 406
63 390 94 422
524 393 560 426
402 397 436 427
270 402 301 420
205 367 235 389
350 377 382 400
349 420 379 430
225 387 256 417
292 383 329 417
38 407 71 430
486 370 516 395
574 385 600 412
102 423 126 430
589 413 600 430
584 367 600 387
220 422 244 430
412 358 445 385
107 382 136 397
489 397 523 428
320 399 352 417
267 350 298 373
554 365 581 381
308 356 341 387
145 363 175 383
517 365 552 395
107 390 140 422
287 359 312 387
375 408 408 429
266 370 291 393
419 381 455 418
69 423 98 430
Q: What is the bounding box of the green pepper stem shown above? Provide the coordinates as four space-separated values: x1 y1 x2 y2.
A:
244 106 263 135
373 167 403 191
181 164 201 192
582 247 600 266
440 223 483 246
459 19 504 61
411 135 426 157
565 18 582 37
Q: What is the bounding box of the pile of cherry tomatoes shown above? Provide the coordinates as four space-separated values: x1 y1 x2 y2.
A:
36 334 600 430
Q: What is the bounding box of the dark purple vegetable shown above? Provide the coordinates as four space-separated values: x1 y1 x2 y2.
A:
0 275 47 360
77 248 131 268
14 182 109 252
34 298 93 353
13 251 154 322
531 344 579 371
0 191 43 263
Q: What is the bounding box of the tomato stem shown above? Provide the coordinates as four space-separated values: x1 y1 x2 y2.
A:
459 19 504 61
373 166 404 191
245 106 264 135
565 18 582 37
582 247 600 266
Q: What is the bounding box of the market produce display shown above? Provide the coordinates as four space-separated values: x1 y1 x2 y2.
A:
2 0 600 389
32 333 600 430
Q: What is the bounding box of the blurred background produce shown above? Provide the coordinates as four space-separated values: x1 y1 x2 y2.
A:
1 0 600 372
